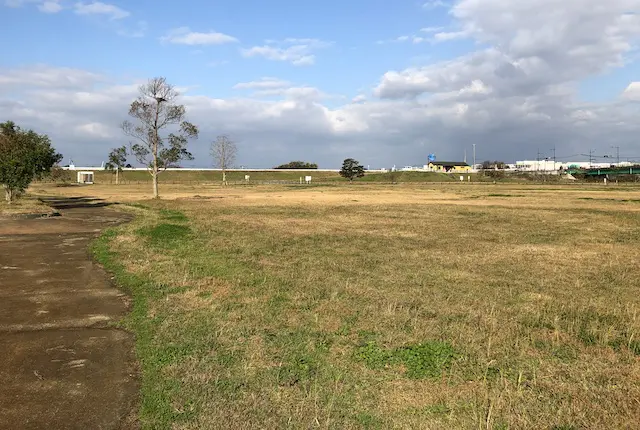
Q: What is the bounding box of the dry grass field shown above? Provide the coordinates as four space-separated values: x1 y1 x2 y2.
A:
0 194 51 216
36 182 640 429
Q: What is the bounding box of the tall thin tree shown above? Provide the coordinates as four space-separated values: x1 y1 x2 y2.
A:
105 146 127 185
211 135 237 185
121 77 198 198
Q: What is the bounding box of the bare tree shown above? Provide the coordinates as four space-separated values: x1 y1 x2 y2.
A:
210 135 237 185
121 77 198 198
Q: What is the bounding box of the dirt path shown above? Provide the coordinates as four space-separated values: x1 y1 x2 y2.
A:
0 197 138 429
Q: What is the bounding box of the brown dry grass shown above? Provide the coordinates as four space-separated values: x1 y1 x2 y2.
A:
82 183 640 429
0 194 50 216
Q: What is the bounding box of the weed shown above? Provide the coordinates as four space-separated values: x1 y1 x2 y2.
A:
423 403 451 415
355 412 383 429
356 340 458 379
275 355 318 387
356 342 390 370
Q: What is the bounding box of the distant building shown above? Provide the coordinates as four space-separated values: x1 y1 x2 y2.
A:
515 160 558 172
428 161 471 173
515 160 622 172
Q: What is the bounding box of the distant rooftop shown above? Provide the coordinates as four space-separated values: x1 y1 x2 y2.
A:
429 161 470 167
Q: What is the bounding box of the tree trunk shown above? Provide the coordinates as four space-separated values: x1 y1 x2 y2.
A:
115 169 119 185
4 185 13 204
152 169 159 199
222 170 226 186
153 98 161 199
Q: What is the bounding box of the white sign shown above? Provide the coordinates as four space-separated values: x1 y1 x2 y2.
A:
460 175 464 182
305 176 312 184
245 175 250 181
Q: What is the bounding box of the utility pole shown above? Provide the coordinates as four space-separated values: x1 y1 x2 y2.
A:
551 146 556 172
611 146 620 165
464 148 467 164
537 148 541 173
472 144 476 170
579 150 595 169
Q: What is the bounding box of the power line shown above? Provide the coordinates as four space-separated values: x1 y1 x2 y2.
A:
579 150 595 168
611 146 620 165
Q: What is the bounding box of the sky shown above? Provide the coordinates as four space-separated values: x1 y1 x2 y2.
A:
1 0 640 168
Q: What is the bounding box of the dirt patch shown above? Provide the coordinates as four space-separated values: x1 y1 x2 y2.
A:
0 197 138 429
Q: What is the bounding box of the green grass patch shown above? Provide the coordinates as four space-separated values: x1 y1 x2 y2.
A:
136 223 191 247
92 230 191 429
356 340 458 379
159 208 188 221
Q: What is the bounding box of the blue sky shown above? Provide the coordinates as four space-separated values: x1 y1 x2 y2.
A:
1 0 639 168
2 1 462 98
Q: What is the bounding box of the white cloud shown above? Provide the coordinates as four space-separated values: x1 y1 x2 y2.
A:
2 63 639 169
622 82 640 100
3 1 640 167
232 77 333 101
432 30 470 42
387 27 467 45
0 64 103 88
74 2 130 20
6 1 147 35
74 122 114 139
4 0 32 6
160 27 238 45
253 86 327 101
241 38 330 66
352 94 367 103
420 26 444 33
233 78 291 90
38 0 62 13
422 0 448 9
377 0 640 99
5 0 62 12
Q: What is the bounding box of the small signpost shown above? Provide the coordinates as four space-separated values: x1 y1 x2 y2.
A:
245 175 250 182
305 176 312 184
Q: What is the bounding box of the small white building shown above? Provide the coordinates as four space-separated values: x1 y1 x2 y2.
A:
77 171 94 184
515 160 559 172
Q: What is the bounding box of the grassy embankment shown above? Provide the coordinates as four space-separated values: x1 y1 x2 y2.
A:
91 185 640 429
91 170 342 184
88 170 539 184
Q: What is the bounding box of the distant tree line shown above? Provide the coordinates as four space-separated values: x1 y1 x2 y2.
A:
274 161 318 169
